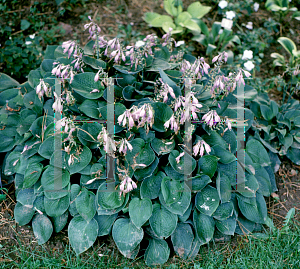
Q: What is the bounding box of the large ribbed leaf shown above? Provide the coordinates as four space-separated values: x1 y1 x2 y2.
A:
32 214 53 245
254 164 272 197
161 176 184 206
44 193 70 217
237 193 267 224
198 155 219 178
112 218 144 257
51 210 69 233
140 171 165 200
75 188 96 222
159 183 191 216
14 202 35 226
195 185 220 216
145 238 170 266
68 215 98 255
151 138 175 155
169 150 196 175
94 213 118 236
216 172 231 203
171 223 194 259
129 198 153 228
96 182 125 210
212 201 234 221
193 210 215 245
215 215 236 236
246 139 271 166
149 203 178 239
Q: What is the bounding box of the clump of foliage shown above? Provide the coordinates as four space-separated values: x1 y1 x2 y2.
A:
1 15 299 266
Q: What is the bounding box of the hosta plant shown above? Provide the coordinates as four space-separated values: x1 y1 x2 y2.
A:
143 0 211 35
0 16 293 266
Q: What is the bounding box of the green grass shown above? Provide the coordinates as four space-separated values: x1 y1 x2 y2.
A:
0 219 299 269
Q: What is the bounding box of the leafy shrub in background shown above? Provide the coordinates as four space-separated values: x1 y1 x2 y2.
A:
143 0 211 35
1 16 300 266
0 0 66 82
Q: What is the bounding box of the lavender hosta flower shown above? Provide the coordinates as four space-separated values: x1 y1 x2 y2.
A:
52 92 63 113
36 79 51 100
175 152 185 164
235 69 251 86
202 110 221 128
119 176 137 195
212 51 229 63
193 140 211 157
118 110 135 129
164 114 180 134
62 40 77 58
118 139 133 155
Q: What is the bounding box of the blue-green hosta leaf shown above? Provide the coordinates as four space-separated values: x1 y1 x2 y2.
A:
178 203 192 222
96 182 125 210
246 139 271 166
161 177 184 206
51 210 69 233
216 172 231 203
193 210 215 245
134 156 159 181
191 174 212 192
33 195 45 214
44 193 70 217
212 201 234 221
169 150 196 175
254 164 272 197
114 65 143 75
164 164 184 181
125 138 155 170
215 215 236 236
69 184 81 216
14 202 35 226
66 145 92 175
78 100 101 119
149 203 178 239
195 186 220 216
145 238 170 266
112 218 144 257
94 213 118 236
0 72 20 91
82 55 106 69
238 173 259 198
237 193 267 224
171 223 194 259
212 145 236 164
71 72 104 99
29 115 54 138
16 188 36 207
41 165 70 191
159 183 191 216
75 188 96 222
23 162 43 189
140 171 165 200
235 215 256 235
32 214 53 245
151 138 175 155
77 122 103 143
129 198 153 228
68 215 98 255
198 155 219 178
286 147 300 165
151 102 174 132
96 191 129 215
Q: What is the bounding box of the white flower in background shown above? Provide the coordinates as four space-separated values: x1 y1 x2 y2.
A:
221 18 233 30
135 40 145 48
242 50 253 60
245 22 253 30
218 0 228 9
175 40 185 47
244 60 255 71
219 29 224 35
25 41 32 45
29 34 35 39
254 2 259 12
226 11 236 20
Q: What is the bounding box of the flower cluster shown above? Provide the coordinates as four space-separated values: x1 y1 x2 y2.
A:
119 176 137 196
202 110 221 128
36 79 51 100
118 103 154 132
84 16 101 40
52 63 77 83
193 140 211 157
118 138 133 155
181 57 210 80
52 92 63 113
97 127 117 156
